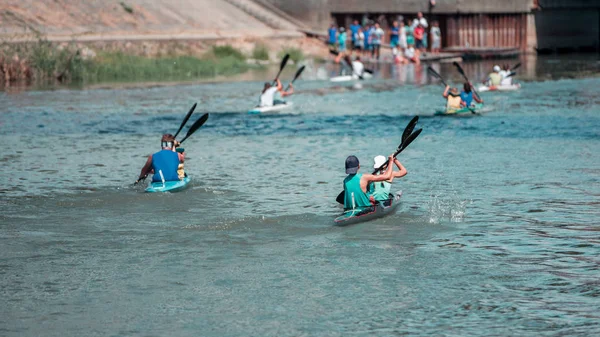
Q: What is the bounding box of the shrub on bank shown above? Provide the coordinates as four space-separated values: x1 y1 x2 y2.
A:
278 47 304 63
86 52 249 83
0 40 252 86
211 45 246 61
252 44 270 61
0 38 87 84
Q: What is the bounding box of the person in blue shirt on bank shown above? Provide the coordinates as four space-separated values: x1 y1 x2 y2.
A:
328 24 338 48
137 134 184 183
343 154 394 211
349 20 361 51
460 82 484 107
390 21 400 57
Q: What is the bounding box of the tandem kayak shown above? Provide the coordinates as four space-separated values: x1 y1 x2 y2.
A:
248 102 293 114
435 103 484 116
145 177 191 193
477 83 521 92
334 191 402 226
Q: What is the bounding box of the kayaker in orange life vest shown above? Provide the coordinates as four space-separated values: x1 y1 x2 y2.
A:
137 134 185 183
343 154 395 210
442 85 464 110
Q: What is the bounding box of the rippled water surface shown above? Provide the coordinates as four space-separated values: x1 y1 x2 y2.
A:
1 58 600 336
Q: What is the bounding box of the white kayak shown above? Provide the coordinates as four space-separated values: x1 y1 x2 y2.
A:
330 72 372 82
248 102 293 114
477 83 521 92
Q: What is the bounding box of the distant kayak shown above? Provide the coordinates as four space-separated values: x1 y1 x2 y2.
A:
330 72 372 82
145 176 191 193
334 191 402 226
248 102 293 114
477 83 521 92
435 103 484 116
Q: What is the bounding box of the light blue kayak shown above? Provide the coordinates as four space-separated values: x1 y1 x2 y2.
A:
145 177 191 193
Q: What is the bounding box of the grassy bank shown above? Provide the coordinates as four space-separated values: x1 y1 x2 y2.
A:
0 40 254 86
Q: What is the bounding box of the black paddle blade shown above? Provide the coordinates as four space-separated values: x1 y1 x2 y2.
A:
363 69 373 74
402 116 419 144
329 49 339 56
511 62 521 71
180 113 209 144
453 61 466 78
272 54 290 85
399 128 422 151
427 66 447 87
335 191 345 205
280 54 290 68
292 65 305 82
174 103 197 139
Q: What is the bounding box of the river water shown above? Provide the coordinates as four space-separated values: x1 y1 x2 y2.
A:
1 56 600 336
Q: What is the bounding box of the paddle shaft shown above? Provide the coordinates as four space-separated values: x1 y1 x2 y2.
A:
173 103 197 139
453 62 481 101
272 54 290 85
285 65 305 91
427 66 448 87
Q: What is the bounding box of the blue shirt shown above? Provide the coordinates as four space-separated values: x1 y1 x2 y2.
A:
350 24 361 40
328 27 337 44
151 149 180 182
390 26 399 41
460 91 473 107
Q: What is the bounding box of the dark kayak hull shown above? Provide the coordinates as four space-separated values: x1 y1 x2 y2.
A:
145 177 191 193
334 191 402 226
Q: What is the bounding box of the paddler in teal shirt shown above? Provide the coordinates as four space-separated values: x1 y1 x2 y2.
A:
343 155 394 210
369 155 407 202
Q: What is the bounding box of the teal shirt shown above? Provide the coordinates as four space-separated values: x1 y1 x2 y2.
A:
343 173 372 210
370 180 391 201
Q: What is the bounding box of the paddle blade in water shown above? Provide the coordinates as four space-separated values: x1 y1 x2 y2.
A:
174 103 197 139
180 113 209 144
336 191 344 205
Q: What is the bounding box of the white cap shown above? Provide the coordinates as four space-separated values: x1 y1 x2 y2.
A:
373 155 387 169
493 65 501 72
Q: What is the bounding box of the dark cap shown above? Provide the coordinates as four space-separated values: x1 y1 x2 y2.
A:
345 155 359 174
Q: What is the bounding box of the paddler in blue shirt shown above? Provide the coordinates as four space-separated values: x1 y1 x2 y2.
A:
343 155 394 210
369 155 407 202
460 83 483 107
137 134 184 183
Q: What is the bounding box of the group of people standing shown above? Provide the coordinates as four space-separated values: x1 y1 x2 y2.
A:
328 12 442 63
